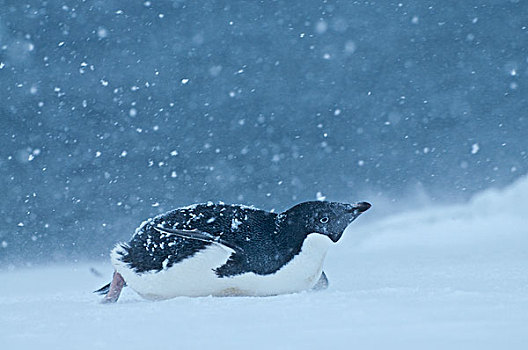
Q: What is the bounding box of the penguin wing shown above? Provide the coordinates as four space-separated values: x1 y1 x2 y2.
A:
154 226 243 253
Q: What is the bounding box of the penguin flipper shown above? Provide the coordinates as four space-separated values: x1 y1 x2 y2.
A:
154 226 243 253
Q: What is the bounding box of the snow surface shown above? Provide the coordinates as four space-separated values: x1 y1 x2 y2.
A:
1 177 527 349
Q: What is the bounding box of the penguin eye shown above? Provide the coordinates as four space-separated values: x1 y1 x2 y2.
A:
320 217 329 223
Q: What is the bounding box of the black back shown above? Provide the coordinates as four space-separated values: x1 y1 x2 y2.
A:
119 203 285 276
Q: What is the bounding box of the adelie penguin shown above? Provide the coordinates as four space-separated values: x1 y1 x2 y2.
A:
96 200 371 302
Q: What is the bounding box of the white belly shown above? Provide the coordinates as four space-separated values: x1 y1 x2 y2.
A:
111 233 333 299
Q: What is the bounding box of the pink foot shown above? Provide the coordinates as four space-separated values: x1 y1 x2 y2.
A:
102 271 125 303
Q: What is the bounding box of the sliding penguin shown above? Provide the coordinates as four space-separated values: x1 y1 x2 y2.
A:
96 200 371 302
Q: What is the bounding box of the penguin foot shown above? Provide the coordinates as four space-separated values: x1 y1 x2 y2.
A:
312 271 329 291
101 271 125 303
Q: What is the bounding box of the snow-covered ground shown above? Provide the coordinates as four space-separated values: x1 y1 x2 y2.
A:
1 177 527 349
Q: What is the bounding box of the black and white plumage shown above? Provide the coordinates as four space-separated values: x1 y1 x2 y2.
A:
100 200 370 301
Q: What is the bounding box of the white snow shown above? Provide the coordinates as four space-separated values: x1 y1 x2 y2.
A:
1 176 527 349
231 217 242 230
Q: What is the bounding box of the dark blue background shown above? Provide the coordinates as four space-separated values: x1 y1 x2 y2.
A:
1 0 526 263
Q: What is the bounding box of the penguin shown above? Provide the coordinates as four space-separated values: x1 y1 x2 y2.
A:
96 200 371 302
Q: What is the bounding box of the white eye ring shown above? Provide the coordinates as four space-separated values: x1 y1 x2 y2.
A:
320 217 329 223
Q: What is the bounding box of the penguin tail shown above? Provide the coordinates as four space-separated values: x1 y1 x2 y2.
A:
94 282 111 295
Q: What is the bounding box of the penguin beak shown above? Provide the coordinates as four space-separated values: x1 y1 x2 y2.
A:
347 202 371 215
329 202 371 242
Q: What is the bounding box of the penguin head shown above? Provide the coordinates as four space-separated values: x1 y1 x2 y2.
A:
280 201 371 243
